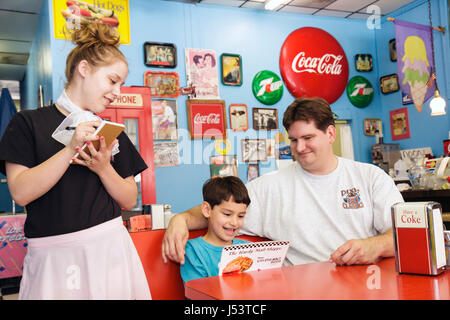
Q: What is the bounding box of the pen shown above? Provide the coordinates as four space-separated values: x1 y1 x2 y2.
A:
66 127 76 130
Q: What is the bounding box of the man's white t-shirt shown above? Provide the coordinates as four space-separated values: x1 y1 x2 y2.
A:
241 157 404 266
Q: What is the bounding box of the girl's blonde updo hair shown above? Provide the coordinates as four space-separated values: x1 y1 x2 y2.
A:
65 21 127 88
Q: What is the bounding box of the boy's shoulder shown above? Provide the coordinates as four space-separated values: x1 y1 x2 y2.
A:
186 236 206 250
232 238 250 245
186 236 250 249
186 236 203 245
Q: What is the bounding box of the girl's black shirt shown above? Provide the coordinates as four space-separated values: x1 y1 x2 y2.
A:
0 105 148 238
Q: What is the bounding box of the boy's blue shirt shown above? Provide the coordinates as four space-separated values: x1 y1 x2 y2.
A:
180 236 249 283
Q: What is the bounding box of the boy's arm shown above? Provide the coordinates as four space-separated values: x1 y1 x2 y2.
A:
162 205 207 264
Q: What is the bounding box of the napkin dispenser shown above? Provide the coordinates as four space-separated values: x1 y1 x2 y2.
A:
391 202 446 275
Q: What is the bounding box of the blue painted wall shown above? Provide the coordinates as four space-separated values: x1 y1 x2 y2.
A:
46 0 380 213
375 0 450 155
18 0 449 214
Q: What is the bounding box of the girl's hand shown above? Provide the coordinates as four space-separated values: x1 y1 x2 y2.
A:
67 120 102 151
71 136 118 174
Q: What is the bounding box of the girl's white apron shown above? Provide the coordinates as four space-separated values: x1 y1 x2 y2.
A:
19 217 151 300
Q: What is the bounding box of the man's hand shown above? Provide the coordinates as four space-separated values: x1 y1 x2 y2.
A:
162 213 190 264
329 229 394 266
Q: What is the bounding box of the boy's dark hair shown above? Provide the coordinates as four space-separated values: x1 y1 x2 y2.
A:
202 176 250 209
282 97 335 132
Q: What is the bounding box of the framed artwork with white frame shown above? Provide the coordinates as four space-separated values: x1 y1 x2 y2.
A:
241 139 267 162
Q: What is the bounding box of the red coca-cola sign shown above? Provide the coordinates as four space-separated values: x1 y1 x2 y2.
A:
279 27 349 104
187 100 227 139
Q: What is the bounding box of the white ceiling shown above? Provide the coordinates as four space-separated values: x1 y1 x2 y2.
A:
0 0 415 82
166 0 416 17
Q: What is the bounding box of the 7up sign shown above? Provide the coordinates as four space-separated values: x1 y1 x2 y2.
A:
346 76 374 108
252 70 283 105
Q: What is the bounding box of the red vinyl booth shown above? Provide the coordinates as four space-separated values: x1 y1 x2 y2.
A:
129 229 268 300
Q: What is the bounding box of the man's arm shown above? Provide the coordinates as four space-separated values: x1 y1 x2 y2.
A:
162 205 207 264
330 164 401 266
329 228 394 266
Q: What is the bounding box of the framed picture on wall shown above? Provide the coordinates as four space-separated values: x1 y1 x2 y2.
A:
363 118 382 136
221 53 242 86
401 91 413 105
210 155 238 178
185 48 220 99
144 42 177 68
390 107 410 140
252 108 278 130
247 163 260 183
151 99 178 140
229 104 248 131
144 71 179 98
153 142 180 167
186 99 227 139
389 39 397 62
354 54 373 72
241 139 267 162
380 74 399 94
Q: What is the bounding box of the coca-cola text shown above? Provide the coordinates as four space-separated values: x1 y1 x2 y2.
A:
401 214 422 224
194 113 220 125
291 52 343 75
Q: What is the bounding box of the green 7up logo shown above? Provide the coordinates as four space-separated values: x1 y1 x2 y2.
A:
252 70 283 105
257 77 283 96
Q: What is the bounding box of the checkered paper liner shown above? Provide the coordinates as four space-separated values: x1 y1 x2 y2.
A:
223 240 290 251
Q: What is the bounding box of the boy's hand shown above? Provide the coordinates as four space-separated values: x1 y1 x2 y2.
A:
162 214 189 264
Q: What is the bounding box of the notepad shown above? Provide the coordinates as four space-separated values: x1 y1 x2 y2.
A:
71 120 125 162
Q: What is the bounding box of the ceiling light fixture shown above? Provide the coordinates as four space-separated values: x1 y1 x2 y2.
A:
264 0 286 11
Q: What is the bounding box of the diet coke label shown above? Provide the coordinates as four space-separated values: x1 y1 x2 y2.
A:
194 113 220 125
291 52 343 75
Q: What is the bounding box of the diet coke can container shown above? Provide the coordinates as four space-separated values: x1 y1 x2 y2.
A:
391 202 447 275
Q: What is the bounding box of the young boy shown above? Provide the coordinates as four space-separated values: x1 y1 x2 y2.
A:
180 176 250 283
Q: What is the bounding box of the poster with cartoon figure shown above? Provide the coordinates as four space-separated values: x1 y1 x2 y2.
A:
394 20 435 113
185 48 220 99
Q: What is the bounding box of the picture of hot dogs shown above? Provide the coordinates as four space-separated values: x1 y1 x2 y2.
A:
61 0 119 27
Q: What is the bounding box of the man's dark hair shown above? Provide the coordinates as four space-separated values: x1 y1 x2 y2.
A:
282 97 335 132
202 176 250 209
